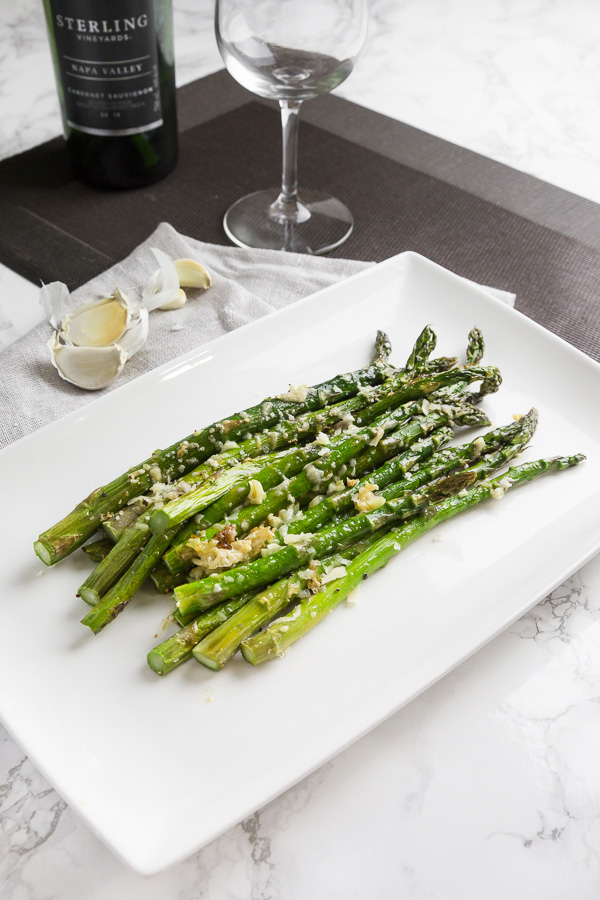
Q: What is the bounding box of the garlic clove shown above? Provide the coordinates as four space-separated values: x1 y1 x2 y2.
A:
63 292 130 348
117 308 149 356
159 288 187 311
173 259 211 290
48 333 127 390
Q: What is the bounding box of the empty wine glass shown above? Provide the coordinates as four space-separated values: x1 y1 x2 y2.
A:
215 0 368 254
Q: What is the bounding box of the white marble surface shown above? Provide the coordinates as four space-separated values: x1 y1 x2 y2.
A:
2 0 600 897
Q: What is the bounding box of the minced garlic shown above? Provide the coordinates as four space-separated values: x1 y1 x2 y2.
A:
369 426 384 447
247 479 266 504
189 525 273 573
354 481 386 513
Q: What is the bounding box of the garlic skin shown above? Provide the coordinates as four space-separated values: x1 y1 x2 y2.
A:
115 308 149 357
39 281 69 330
142 249 182 312
48 333 127 390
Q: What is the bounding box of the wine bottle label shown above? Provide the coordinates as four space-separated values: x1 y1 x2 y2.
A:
47 0 163 136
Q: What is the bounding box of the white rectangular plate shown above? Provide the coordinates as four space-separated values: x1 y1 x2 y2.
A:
2 253 600 875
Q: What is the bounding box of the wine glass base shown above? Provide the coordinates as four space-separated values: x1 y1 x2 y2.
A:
223 189 353 255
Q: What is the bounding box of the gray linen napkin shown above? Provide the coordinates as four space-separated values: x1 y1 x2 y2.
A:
0 222 515 449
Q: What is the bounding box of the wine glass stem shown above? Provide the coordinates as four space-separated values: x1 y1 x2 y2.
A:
270 100 310 224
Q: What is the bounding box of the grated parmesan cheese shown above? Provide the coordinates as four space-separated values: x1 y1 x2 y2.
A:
321 565 347 584
369 426 384 447
284 532 314 545
149 465 162 483
472 437 486 457
490 478 512 500
305 465 322 485
277 384 309 402
337 412 355 430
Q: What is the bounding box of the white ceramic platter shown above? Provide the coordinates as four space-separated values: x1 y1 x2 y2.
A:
2 253 600 874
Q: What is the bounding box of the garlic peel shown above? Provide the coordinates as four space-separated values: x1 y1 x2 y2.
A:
39 282 69 329
116 308 149 356
142 248 181 312
48 333 127 390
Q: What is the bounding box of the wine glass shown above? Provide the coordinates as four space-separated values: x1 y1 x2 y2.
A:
215 0 368 255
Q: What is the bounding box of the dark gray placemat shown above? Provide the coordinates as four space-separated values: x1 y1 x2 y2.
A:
1 70 599 359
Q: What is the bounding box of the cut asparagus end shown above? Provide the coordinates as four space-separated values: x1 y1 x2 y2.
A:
77 586 101 607
147 649 170 675
191 646 223 671
33 540 53 566
148 508 171 534
240 632 280 665
81 538 113 563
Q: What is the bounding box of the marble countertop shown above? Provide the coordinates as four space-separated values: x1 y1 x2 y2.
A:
2 1 600 897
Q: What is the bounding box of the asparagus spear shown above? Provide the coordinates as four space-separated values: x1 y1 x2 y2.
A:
81 525 180 633
80 394 464 623
287 410 538 538
147 370 491 537
160 401 453 576
84 330 457 627
101 501 148 543
186 430 537 650
81 538 113 563
35 334 395 566
80 367 498 613
190 542 374 671
150 562 187 594
174 422 515 623
466 327 485 365
147 593 257 674
241 454 585 663
164 402 486 578
105 367 426 545
77 454 272 605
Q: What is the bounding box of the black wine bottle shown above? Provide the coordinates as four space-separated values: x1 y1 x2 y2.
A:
42 0 178 188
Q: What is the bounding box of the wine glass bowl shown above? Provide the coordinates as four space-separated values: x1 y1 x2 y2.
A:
215 0 368 254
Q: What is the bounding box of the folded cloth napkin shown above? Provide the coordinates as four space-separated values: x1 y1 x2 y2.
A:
0 222 515 449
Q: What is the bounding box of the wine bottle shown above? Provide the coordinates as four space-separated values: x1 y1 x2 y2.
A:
42 0 178 188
